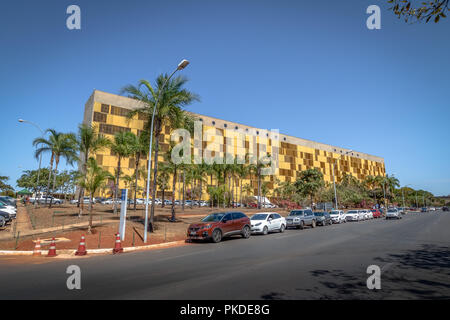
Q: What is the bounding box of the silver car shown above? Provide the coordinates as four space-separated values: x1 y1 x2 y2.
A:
285 209 316 229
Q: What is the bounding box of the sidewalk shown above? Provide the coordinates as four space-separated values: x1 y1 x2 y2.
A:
0 217 118 241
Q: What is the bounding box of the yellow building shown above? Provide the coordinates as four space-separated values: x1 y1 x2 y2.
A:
83 90 385 199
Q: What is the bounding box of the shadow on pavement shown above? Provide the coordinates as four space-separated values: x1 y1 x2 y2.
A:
260 244 450 300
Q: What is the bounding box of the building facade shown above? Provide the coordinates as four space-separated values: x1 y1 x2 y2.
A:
83 90 386 199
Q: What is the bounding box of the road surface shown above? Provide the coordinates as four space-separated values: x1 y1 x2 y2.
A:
1 211 449 299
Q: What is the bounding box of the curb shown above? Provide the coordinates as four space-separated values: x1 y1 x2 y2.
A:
0 240 187 257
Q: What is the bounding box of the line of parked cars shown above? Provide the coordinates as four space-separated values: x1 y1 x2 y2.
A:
188 203 432 243
186 206 395 243
0 196 17 228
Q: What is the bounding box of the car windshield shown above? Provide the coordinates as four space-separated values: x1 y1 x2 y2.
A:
289 211 303 216
251 214 268 220
202 213 225 222
314 212 324 216
330 211 339 215
348 210 357 214
388 209 397 213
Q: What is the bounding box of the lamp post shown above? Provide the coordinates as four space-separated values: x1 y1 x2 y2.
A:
18 119 44 207
144 59 190 243
331 150 353 209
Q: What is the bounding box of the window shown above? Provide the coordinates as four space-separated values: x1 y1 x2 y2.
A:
110 106 130 117
232 212 245 219
235 126 238 130
99 123 131 135
96 154 103 165
101 104 109 113
212 121 216 125
223 213 232 221
93 112 107 123
224 123 227 128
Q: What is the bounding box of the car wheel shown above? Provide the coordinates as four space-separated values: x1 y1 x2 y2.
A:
211 229 222 243
311 220 316 228
279 224 285 233
299 221 305 230
242 226 251 239
263 226 268 235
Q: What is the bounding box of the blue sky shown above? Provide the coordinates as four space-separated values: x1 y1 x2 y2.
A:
1 0 449 195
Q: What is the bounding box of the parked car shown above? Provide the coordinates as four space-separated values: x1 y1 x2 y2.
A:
187 212 251 243
314 211 332 226
330 210 346 224
261 203 276 208
421 207 428 212
0 201 16 218
33 196 63 205
285 209 316 229
0 196 16 208
250 212 286 234
0 210 12 225
386 208 401 219
346 210 360 222
357 210 366 221
0 215 6 228
371 209 382 218
429 207 436 211
443 206 449 212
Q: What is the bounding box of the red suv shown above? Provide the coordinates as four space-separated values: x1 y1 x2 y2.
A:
371 209 382 218
187 212 251 243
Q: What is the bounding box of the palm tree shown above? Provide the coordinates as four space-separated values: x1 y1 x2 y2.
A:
121 75 199 231
33 129 78 208
77 158 114 233
157 162 171 208
130 132 149 210
75 124 110 207
109 131 138 214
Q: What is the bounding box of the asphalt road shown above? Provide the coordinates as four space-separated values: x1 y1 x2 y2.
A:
1 211 449 299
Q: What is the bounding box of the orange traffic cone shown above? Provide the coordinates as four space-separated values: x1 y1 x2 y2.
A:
47 237 57 257
75 235 87 256
113 233 123 254
33 238 41 256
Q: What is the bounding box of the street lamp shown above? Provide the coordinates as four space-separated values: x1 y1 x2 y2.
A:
18 119 44 207
143 59 190 243
331 149 352 209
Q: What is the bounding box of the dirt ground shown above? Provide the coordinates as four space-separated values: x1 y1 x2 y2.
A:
0 204 290 251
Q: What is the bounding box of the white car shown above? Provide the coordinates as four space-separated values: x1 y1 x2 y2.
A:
330 210 346 224
250 212 286 234
363 210 373 219
358 210 367 221
386 208 402 219
0 204 16 218
345 210 360 222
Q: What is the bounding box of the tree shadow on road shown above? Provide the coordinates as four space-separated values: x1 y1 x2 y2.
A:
260 244 450 300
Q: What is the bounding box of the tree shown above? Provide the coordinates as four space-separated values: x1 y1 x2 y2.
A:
122 75 199 231
294 168 325 208
0 176 13 194
75 123 110 207
156 162 171 208
109 131 138 214
388 0 449 23
33 129 78 208
77 158 114 233
16 169 51 196
130 131 149 211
